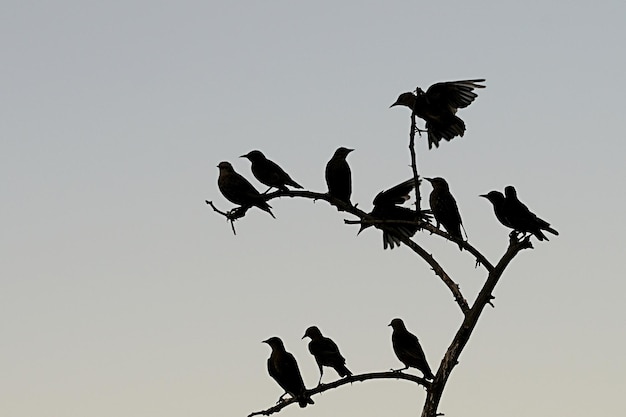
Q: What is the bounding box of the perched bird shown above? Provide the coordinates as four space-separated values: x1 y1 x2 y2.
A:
426 177 465 249
389 318 435 380
325 147 353 207
391 79 486 149
359 178 425 249
240 150 303 192
217 161 275 218
480 190 513 229
481 187 559 241
263 337 314 408
504 186 559 241
302 326 352 385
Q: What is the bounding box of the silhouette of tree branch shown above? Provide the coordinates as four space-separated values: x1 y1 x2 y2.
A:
409 112 422 211
209 189 470 313
213 185 535 417
248 370 430 417
421 234 533 417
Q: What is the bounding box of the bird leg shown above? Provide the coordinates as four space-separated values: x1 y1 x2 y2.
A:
276 392 289 404
317 367 324 386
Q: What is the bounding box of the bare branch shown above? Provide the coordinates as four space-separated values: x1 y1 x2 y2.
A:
409 112 421 211
248 371 430 417
395 233 470 314
421 234 533 417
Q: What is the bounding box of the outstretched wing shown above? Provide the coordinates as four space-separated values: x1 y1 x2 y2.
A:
373 178 417 207
425 79 486 112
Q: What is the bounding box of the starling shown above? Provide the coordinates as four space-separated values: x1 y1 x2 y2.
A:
240 150 303 192
263 337 314 408
480 190 514 228
389 318 435 380
302 326 352 385
504 186 559 241
325 147 353 207
359 178 426 249
391 79 486 149
217 162 275 218
426 177 465 249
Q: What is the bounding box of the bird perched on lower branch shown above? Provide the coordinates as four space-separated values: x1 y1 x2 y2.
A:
391 79 486 149
325 147 354 209
217 161 274 218
302 326 352 385
263 337 314 408
240 150 303 192
389 318 435 380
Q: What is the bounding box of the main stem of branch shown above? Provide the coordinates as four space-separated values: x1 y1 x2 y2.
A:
420 236 532 417
409 113 421 211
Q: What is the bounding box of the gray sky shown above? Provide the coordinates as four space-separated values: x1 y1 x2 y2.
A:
2 1 625 416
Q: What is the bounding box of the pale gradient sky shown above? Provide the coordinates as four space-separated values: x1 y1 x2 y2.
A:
1 1 625 417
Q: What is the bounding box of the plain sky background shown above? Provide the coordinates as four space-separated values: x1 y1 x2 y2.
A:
2 1 625 417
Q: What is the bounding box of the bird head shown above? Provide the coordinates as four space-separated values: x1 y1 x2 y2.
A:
302 326 322 340
217 161 234 172
425 177 449 190
480 191 505 205
390 92 416 109
262 337 285 350
333 147 354 159
388 318 406 330
504 185 517 199
240 150 265 161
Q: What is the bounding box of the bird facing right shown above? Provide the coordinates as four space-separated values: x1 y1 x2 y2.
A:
302 326 352 385
389 318 435 380
325 147 354 208
240 150 303 192
263 336 314 408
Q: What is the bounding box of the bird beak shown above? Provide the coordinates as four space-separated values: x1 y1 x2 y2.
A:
424 177 433 183
262 339 269 344
479 194 487 198
301 334 306 340
239 154 247 158
390 101 399 108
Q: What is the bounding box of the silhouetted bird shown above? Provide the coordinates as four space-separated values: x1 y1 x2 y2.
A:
325 147 353 207
426 177 465 249
302 326 352 385
263 337 314 408
240 150 303 192
359 178 425 249
217 162 275 218
480 190 513 229
391 79 486 149
504 186 559 241
389 318 435 380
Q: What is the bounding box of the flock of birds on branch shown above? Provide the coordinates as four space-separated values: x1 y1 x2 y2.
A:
215 79 558 248
264 318 433 408
213 79 559 409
